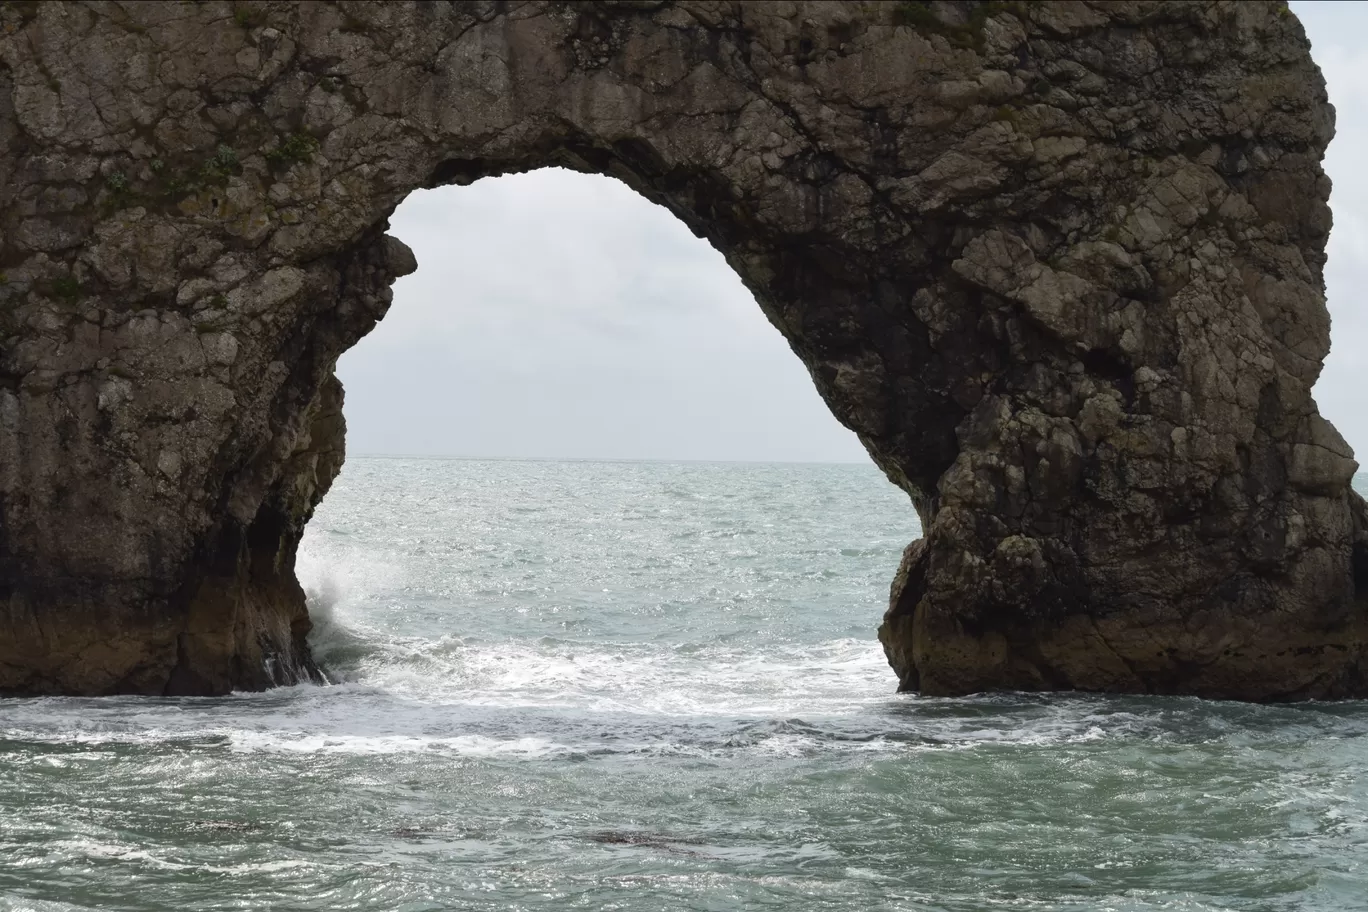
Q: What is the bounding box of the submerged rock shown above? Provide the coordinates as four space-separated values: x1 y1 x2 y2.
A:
0 1 1362 699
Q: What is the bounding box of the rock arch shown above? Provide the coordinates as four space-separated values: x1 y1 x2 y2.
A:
0 0 1363 698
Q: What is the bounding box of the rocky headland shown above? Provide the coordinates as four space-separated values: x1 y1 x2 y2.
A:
0 0 1364 699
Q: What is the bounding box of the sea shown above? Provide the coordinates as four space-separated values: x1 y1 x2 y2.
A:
1 458 1365 911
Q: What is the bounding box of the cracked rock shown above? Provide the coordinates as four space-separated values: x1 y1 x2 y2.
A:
0 1 1362 700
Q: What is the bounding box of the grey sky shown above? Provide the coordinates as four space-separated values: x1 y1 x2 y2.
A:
339 2 1365 465
1296 1 1368 464
340 168 870 462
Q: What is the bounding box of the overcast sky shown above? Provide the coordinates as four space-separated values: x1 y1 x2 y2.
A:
339 1 1366 465
1295 1 1368 464
338 168 866 462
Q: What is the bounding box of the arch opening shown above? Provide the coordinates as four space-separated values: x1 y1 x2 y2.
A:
258 151 963 691
287 166 925 689
336 168 872 466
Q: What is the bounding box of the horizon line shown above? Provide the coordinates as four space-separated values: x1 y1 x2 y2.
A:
345 452 875 467
343 453 1368 482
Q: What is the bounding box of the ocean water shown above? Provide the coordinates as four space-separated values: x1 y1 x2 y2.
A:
2 458 1367 911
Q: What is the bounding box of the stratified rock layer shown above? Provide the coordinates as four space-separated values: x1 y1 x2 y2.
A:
0 0 1363 698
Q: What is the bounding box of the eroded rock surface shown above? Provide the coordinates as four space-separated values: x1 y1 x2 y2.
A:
0 0 1363 698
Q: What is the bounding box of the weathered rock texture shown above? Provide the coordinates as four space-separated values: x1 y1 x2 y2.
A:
0 0 1363 698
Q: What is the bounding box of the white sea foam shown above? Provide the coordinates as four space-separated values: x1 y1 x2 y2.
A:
0 648 1190 760
52 840 316 877
0 900 99 912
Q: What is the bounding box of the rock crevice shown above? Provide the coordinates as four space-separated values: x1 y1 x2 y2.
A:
0 0 1362 699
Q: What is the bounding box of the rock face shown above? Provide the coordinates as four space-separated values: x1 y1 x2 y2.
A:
0 0 1363 699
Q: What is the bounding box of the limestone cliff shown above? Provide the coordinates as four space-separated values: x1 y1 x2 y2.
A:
0 0 1363 699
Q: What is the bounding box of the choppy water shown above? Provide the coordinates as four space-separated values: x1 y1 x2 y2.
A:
2 459 1367 911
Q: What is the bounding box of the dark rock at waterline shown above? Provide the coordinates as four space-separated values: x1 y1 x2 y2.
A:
585 831 711 857
0 1 1364 700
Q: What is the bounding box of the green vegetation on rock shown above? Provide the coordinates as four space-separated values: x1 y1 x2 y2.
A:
232 6 265 28
265 133 320 167
891 1 1025 52
48 274 82 302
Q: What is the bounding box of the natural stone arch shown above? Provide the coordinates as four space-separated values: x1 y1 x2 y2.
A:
0 0 1364 699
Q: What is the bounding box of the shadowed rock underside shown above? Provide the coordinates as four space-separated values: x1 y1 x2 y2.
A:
0 0 1365 699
